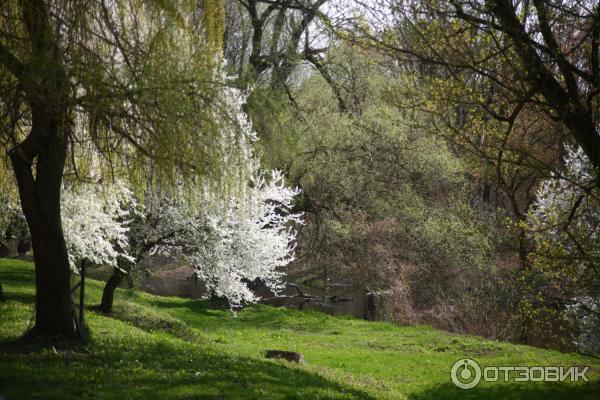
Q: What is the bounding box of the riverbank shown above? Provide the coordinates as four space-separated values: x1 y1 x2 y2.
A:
0 258 598 399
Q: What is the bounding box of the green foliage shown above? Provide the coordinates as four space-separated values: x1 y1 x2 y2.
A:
0 1 238 192
1 259 599 399
281 50 494 308
246 85 304 171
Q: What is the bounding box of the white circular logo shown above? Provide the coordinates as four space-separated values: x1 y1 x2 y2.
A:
451 358 482 389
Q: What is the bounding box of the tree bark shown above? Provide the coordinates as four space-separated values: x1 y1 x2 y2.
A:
9 109 73 339
100 267 125 314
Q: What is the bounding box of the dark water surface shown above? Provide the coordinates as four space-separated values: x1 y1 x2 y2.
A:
87 267 368 319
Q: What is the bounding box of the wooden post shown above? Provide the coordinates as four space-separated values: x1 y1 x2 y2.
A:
79 259 85 328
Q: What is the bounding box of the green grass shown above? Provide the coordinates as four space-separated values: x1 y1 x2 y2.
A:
0 259 598 399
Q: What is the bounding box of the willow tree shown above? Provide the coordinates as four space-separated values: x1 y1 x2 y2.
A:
0 0 226 339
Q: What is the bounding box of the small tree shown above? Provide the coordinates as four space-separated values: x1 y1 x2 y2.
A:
187 170 302 306
96 71 302 311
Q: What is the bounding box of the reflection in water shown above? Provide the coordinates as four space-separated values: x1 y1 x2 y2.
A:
264 285 368 319
144 274 368 319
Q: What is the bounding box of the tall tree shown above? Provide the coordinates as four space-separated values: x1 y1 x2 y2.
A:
360 0 600 171
224 0 345 107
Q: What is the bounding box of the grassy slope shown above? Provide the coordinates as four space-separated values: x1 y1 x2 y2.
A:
0 259 598 400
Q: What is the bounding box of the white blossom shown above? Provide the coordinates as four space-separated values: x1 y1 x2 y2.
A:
566 296 600 355
137 72 302 306
186 170 302 306
61 181 137 271
0 191 22 246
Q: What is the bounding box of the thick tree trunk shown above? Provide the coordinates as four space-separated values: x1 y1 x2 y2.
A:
0 0 74 340
10 113 73 339
100 267 125 314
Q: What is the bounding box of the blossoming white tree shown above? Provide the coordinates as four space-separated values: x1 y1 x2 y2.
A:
528 146 600 354
145 86 302 306
185 170 302 306
99 73 302 311
61 181 136 271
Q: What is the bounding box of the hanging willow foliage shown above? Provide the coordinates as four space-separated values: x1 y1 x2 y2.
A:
0 0 239 200
202 0 226 61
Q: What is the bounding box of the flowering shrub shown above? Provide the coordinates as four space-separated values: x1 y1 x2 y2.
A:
186 170 302 306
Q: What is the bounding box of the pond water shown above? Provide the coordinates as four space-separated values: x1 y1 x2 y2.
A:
262 284 368 319
143 274 210 299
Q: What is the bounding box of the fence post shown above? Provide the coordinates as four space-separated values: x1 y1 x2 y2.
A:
79 259 86 328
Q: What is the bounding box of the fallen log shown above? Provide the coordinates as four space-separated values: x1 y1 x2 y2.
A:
265 350 304 363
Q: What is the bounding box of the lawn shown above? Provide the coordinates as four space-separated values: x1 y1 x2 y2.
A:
0 258 598 399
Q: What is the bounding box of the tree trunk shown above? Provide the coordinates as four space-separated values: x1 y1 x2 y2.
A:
100 267 125 314
0 281 5 302
9 111 73 339
0 0 74 340
17 235 30 258
0 241 9 258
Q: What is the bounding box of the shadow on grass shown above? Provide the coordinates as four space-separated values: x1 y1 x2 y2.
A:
408 381 600 400
90 304 197 342
1 291 35 304
0 334 377 400
0 264 34 287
